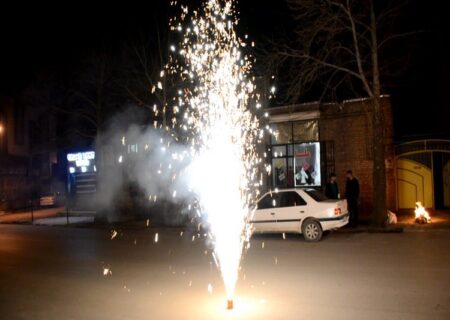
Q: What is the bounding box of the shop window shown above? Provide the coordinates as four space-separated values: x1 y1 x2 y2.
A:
271 122 292 144
272 157 294 188
272 145 286 158
272 158 287 188
128 144 138 153
293 120 318 142
294 142 321 186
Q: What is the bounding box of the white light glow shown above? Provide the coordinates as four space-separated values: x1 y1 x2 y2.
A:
67 151 95 162
168 0 262 301
76 159 90 167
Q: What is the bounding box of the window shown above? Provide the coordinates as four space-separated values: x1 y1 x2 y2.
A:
271 146 294 188
294 142 321 186
271 123 292 144
304 189 328 202
272 158 295 188
268 121 322 190
293 120 318 142
128 144 138 153
280 192 306 207
257 194 280 209
272 158 287 188
272 145 286 158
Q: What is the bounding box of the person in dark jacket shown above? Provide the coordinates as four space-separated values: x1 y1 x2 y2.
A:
345 170 360 227
325 173 339 199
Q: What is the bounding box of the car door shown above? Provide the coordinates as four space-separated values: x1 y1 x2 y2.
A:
252 193 281 232
274 191 308 232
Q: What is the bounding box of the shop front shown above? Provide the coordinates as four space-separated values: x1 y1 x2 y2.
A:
265 97 396 216
267 114 331 190
66 150 97 212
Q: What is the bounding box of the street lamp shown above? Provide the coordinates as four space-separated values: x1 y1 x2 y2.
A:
0 123 3 134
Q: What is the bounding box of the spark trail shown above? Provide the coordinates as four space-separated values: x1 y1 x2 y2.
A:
163 0 265 304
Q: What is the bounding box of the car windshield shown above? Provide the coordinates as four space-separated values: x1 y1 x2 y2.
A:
304 189 328 202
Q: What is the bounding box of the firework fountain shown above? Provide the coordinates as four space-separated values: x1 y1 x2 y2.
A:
156 0 265 309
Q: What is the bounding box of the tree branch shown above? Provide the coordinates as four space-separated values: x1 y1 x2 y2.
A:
378 30 427 49
344 0 373 96
278 50 363 81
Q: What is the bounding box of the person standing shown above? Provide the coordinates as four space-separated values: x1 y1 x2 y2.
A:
345 170 360 227
325 173 339 199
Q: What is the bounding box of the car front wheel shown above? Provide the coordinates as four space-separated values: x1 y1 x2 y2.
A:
302 219 323 242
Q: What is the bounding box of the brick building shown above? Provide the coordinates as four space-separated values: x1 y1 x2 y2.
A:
265 96 395 217
0 94 62 210
0 95 29 210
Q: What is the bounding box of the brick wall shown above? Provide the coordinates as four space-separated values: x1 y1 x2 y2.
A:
319 96 395 217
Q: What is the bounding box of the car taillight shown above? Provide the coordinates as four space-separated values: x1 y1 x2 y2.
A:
334 207 341 216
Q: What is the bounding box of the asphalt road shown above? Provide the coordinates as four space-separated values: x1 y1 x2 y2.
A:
0 224 449 320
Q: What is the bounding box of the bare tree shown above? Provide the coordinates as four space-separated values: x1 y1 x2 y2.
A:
64 50 124 141
120 30 169 127
268 0 418 226
118 4 177 130
21 51 124 147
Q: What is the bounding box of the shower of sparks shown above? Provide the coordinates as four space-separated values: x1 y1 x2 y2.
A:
174 0 260 299
138 0 271 304
161 0 264 302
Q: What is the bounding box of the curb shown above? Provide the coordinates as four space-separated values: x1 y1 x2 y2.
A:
335 226 404 233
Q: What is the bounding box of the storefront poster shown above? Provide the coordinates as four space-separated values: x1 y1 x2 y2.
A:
294 142 321 186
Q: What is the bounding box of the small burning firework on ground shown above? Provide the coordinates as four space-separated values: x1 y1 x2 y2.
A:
414 202 431 224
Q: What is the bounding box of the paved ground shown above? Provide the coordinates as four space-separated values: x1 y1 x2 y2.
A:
0 224 449 320
0 207 64 223
396 209 450 230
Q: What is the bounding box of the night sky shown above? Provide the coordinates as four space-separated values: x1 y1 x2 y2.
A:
0 1 448 139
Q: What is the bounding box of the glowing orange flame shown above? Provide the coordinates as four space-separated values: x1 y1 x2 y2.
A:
414 202 431 223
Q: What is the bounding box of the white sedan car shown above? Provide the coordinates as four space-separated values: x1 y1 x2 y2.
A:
251 188 348 242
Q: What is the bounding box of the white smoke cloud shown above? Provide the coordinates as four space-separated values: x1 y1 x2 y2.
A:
95 105 195 225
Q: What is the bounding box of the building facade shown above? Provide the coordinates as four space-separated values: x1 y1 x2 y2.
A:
0 94 62 210
265 96 396 217
0 95 29 210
